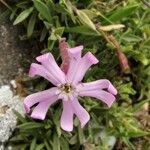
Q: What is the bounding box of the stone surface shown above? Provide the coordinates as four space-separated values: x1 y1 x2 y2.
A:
0 85 24 143
0 5 36 86
0 5 33 145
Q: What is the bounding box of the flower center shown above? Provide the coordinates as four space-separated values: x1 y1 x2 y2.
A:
60 83 73 93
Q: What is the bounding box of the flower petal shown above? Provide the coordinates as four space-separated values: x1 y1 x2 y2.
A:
29 63 59 85
68 52 99 84
36 53 66 84
79 90 116 107
77 79 117 95
68 45 83 58
67 46 83 82
61 100 74 132
70 98 90 128
24 87 58 113
31 96 58 120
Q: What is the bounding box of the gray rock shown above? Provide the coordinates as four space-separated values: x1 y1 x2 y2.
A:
0 85 24 143
0 5 35 86
0 4 34 146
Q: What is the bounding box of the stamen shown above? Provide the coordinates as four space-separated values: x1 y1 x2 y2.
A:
60 83 73 93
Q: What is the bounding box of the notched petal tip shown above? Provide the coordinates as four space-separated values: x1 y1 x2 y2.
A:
107 81 118 95
80 114 90 128
61 123 73 132
106 95 116 108
28 63 37 77
23 102 30 114
86 52 99 64
68 45 83 54
30 113 45 120
36 53 51 62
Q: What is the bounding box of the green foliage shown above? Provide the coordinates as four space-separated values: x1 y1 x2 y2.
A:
27 12 37 37
33 0 52 23
13 7 34 25
107 4 139 22
1 0 150 149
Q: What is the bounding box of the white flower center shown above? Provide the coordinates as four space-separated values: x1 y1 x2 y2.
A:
57 83 78 101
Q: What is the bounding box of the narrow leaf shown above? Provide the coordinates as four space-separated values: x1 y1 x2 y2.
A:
27 12 37 37
33 0 52 23
53 133 60 150
40 27 47 42
30 138 37 150
65 26 100 36
60 137 69 150
36 144 45 150
17 122 44 129
78 126 84 144
13 7 33 25
13 110 26 123
108 4 139 22
77 10 96 30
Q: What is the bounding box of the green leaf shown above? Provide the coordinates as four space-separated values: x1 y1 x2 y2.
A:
44 140 52 150
11 144 28 150
27 12 37 37
78 126 84 144
128 130 149 138
121 34 142 43
13 110 26 123
81 9 98 19
16 1 31 9
35 144 45 150
10 135 26 142
54 27 65 37
40 27 48 41
69 134 78 145
10 8 18 21
13 7 33 25
65 26 100 36
62 0 76 23
17 122 44 129
132 99 150 112
49 27 65 40
125 49 149 65
30 138 36 150
33 0 52 23
60 137 69 150
47 39 55 49
43 21 52 30
108 4 139 22
47 0 55 11
122 137 135 149
53 133 60 150
76 10 96 30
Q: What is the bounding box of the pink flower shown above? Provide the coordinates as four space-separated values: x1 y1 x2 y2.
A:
24 46 117 132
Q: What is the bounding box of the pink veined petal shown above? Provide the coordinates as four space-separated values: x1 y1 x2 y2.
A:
29 63 59 86
31 96 58 120
61 100 74 132
23 87 58 113
79 90 116 108
70 52 99 85
58 93 68 101
36 53 66 84
70 97 90 128
77 79 117 95
68 45 83 58
67 45 83 82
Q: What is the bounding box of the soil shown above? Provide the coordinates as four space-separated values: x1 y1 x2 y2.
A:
0 5 38 86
